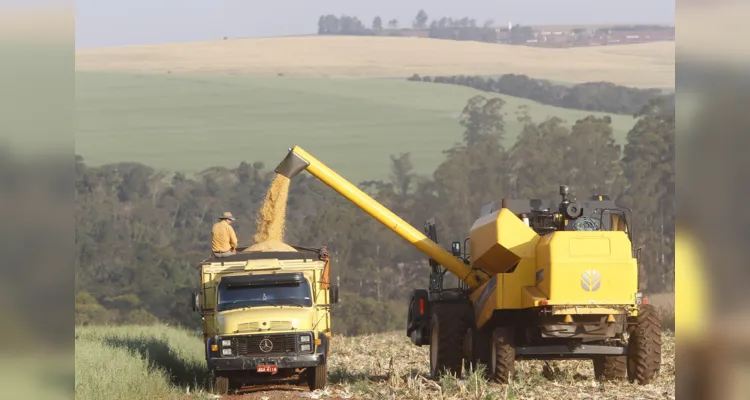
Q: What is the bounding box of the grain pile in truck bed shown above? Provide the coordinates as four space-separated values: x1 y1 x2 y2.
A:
244 240 297 252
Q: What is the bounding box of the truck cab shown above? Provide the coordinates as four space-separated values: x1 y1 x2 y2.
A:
192 247 338 394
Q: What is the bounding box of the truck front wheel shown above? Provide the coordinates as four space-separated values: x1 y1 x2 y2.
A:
213 375 233 395
307 363 328 391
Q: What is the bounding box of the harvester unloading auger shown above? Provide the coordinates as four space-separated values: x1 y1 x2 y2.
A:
275 146 662 385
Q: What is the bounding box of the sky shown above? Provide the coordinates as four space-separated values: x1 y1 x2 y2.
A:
75 0 675 49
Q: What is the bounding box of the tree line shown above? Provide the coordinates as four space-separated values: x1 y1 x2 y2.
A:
316 10 535 44
75 94 674 335
408 73 675 115
598 25 674 33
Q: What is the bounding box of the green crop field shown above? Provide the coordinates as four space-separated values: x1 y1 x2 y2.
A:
76 71 638 182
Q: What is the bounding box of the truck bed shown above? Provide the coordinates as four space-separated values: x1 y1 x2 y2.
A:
205 247 322 264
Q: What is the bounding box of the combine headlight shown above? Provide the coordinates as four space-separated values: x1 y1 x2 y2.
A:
221 339 232 347
301 344 311 351
221 348 232 356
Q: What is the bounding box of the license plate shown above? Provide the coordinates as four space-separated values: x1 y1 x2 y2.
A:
257 365 278 373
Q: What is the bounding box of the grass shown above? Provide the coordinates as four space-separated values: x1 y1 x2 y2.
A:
76 71 639 182
75 314 675 400
75 36 674 89
75 325 211 400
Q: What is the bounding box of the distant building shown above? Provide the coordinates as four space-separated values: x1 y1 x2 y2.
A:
495 27 511 43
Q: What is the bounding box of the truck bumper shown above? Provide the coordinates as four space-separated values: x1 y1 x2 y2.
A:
208 354 323 371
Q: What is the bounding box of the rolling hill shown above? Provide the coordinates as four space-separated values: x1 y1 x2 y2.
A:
76 35 675 89
76 71 639 182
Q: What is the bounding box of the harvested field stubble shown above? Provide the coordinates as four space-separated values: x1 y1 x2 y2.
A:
320 331 676 400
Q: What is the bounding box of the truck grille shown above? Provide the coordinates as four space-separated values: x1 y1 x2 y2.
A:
235 333 297 356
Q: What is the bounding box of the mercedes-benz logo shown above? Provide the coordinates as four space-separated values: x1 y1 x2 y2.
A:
259 338 273 353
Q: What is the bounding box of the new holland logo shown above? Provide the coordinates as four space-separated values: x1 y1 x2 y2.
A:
581 270 602 292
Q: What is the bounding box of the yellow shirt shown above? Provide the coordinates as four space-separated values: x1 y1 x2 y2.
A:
211 220 238 252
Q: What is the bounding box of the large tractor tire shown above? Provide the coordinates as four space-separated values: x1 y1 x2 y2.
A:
463 325 491 376
307 363 328 391
593 356 627 381
429 302 468 379
489 327 515 384
627 304 662 384
462 326 474 374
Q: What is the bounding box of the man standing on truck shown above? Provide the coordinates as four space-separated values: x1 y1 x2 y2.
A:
212 212 238 257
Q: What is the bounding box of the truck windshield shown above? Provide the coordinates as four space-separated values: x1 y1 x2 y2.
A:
217 280 313 312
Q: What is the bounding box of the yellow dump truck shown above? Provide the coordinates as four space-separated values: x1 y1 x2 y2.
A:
275 146 661 385
192 246 339 394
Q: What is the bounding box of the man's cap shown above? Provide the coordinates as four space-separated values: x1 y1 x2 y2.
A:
219 211 236 221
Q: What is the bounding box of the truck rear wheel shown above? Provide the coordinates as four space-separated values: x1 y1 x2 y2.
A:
489 327 515 384
429 303 466 378
307 363 328 391
627 304 662 384
593 356 627 381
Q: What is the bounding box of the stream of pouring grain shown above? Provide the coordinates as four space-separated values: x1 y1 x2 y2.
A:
245 174 297 252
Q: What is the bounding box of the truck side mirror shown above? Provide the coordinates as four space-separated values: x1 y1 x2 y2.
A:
451 241 461 257
330 285 339 304
192 292 201 313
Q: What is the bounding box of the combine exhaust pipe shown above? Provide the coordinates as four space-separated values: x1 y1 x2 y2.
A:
274 146 484 290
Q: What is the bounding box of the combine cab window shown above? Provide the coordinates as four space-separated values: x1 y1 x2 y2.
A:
217 280 313 311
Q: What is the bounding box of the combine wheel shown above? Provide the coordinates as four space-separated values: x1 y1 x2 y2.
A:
627 304 662 384
593 356 627 381
462 326 474 374
489 327 515 384
463 326 491 376
429 303 467 379
307 363 328 391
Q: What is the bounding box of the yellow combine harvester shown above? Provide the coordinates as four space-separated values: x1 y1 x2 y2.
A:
275 146 662 384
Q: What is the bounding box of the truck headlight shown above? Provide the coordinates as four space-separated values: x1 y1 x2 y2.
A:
300 335 310 343
222 339 231 347
222 348 232 356
300 344 311 351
